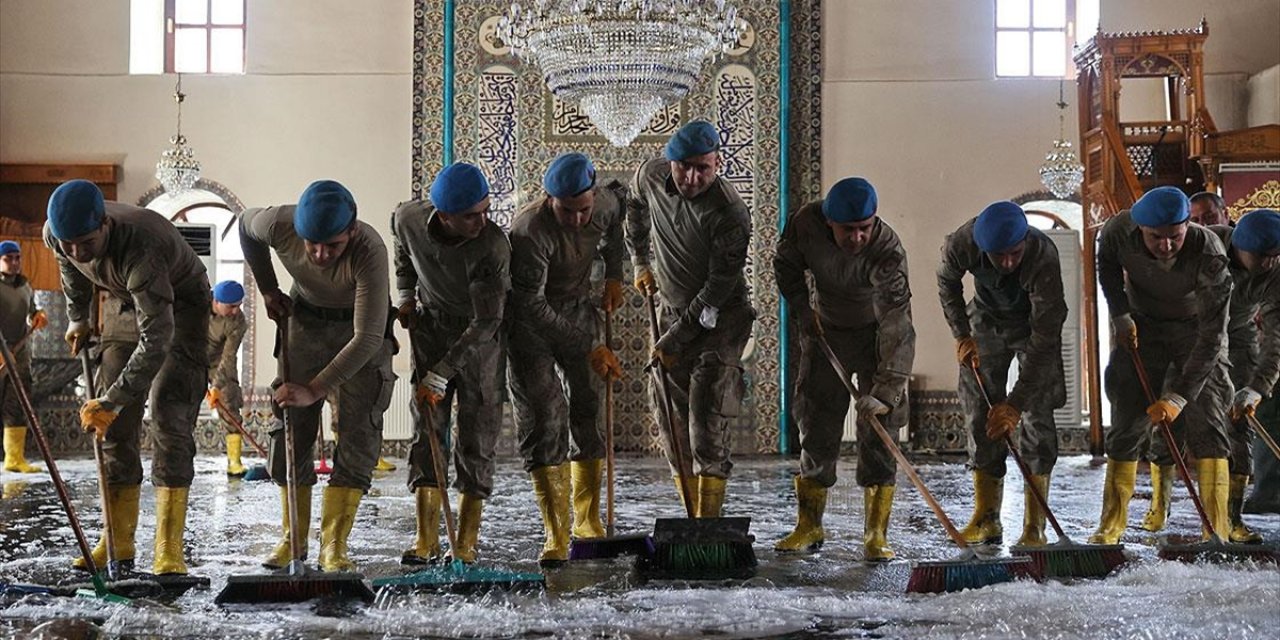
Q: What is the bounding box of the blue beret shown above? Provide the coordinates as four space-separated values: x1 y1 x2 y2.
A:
0 240 20 256
543 153 596 198
1131 186 1190 227
974 201 1029 253
822 178 878 223
1232 209 1280 255
212 280 245 304
430 163 490 214
47 179 106 240
664 120 721 162
295 180 356 242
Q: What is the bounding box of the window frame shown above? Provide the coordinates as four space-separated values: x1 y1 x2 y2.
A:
164 0 246 74
995 0 1078 79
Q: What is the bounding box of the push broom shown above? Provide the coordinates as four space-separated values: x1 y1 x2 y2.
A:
569 307 656 560
634 290 756 580
211 397 270 481
372 333 544 593
216 322 375 604
969 363 1128 579
1127 348 1278 563
813 328 1035 593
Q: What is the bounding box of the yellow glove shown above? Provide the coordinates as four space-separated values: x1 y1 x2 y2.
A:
634 266 657 294
80 399 119 440
955 337 980 368
205 387 222 408
985 402 1022 440
589 345 623 381
602 279 625 313
1146 394 1187 425
650 347 677 370
29 310 49 331
65 320 90 355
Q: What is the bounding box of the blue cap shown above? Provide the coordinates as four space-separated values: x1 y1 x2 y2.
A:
664 120 721 161
212 280 245 304
47 179 106 240
0 240 20 256
294 180 356 242
974 201 1029 253
430 163 490 214
543 153 596 198
1232 209 1280 255
1131 186 1190 227
821 178 878 223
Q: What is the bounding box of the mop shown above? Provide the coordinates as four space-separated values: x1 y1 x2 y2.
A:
969 363 1128 579
813 329 1035 593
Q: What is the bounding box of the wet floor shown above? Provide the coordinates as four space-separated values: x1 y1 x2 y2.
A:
1 454 1277 639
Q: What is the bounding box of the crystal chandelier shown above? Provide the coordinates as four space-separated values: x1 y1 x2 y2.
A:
155 73 202 194
1039 79 1085 199
499 0 742 147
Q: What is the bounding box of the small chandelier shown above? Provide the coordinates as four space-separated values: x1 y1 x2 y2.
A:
499 0 742 147
155 73 202 194
1039 79 1085 199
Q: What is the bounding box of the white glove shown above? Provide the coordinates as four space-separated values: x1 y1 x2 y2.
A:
855 395 891 419
422 370 449 396
699 305 719 330
1112 313 1138 350
1232 386 1263 419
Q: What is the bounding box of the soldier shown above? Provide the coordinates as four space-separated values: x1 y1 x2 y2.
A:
1 240 49 473
626 120 754 516
205 280 249 477
1091 187 1233 544
1190 192 1230 227
392 163 510 564
508 153 625 567
938 201 1068 546
45 180 210 576
240 180 395 572
773 178 915 559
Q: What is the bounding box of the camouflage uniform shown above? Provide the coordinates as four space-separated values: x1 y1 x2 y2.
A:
626 158 754 480
1097 212 1232 464
508 185 625 471
45 203 211 488
938 220 1068 477
0 273 35 428
240 205 395 492
391 201 510 498
774 203 915 487
207 311 248 432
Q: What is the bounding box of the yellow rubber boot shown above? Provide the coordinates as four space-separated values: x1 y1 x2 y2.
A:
863 484 896 561
450 493 484 564
959 471 1004 544
1140 464 1173 532
530 464 571 567
152 487 189 575
697 475 727 518
225 434 246 477
1088 460 1138 544
775 476 827 553
1016 474 1050 547
672 475 699 515
401 486 443 564
1228 474 1262 544
318 486 363 572
263 485 312 569
1197 458 1230 541
374 457 397 471
570 459 607 539
71 485 140 571
3 426 41 473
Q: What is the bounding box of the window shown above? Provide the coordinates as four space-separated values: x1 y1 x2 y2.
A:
166 0 245 74
996 0 1100 78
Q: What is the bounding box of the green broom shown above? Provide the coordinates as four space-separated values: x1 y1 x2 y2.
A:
1128 348 1279 564
634 290 756 580
969 363 1128 579
813 329 1035 593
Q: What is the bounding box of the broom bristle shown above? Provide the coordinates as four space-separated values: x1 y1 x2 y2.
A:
215 573 375 604
1014 543 1128 579
906 556 1035 594
372 564 545 594
638 541 758 580
1157 541 1280 564
568 534 656 561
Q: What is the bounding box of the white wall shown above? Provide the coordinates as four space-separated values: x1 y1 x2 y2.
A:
0 0 414 381
1248 64 1280 126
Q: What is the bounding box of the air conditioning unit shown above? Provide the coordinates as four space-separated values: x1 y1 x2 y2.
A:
174 222 217 278
1045 228 1084 430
